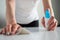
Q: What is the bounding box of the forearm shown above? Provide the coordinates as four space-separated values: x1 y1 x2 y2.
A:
6 0 16 24
42 0 54 16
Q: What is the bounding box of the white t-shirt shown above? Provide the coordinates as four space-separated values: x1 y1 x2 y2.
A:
15 0 40 24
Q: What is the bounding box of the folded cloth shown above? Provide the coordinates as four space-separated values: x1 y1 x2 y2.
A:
16 28 31 35
0 28 31 35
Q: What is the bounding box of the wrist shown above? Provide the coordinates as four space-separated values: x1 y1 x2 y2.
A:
6 19 17 25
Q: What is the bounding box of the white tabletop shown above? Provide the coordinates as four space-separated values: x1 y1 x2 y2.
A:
0 27 60 40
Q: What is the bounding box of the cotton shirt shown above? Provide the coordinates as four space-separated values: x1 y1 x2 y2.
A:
15 0 40 24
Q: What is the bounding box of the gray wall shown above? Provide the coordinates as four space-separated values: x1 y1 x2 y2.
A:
51 0 60 25
0 0 6 28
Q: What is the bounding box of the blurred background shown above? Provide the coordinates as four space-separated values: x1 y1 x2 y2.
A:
0 0 60 28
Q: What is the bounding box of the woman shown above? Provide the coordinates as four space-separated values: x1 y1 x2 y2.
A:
0 0 58 35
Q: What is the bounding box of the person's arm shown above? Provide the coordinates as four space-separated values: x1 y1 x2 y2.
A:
0 0 21 35
42 0 58 31
42 0 54 16
6 0 16 25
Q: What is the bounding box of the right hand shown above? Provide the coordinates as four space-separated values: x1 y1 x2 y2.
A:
41 16 58 31
0 24 22 35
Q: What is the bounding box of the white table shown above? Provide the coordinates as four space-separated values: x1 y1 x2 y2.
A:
0 27 60 40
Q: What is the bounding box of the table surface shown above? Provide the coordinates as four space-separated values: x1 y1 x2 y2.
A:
0 27 60 40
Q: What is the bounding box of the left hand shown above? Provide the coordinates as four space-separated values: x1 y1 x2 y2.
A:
41 16 58 31
0 24 22 35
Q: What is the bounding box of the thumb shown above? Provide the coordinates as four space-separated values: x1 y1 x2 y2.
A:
41 17 46 28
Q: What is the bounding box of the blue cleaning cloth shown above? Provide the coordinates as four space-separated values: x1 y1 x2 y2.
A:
45 9 50 18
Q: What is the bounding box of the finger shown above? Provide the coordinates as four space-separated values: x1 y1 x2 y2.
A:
11 25 19 35
0 28 6 34
5 26 8 34
0 29 3 34
0 30 3 34
48 22 56 31
41 17 45 27
5 25 11 35
15 26 20 34
48 16 54 25
2 28 5 34
8 24 12 34
5 24 12 35
48 20 54 28
11 27 18 35
48 18 54 26
48 19 58 31
51 21 58 31
0 31 2 34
